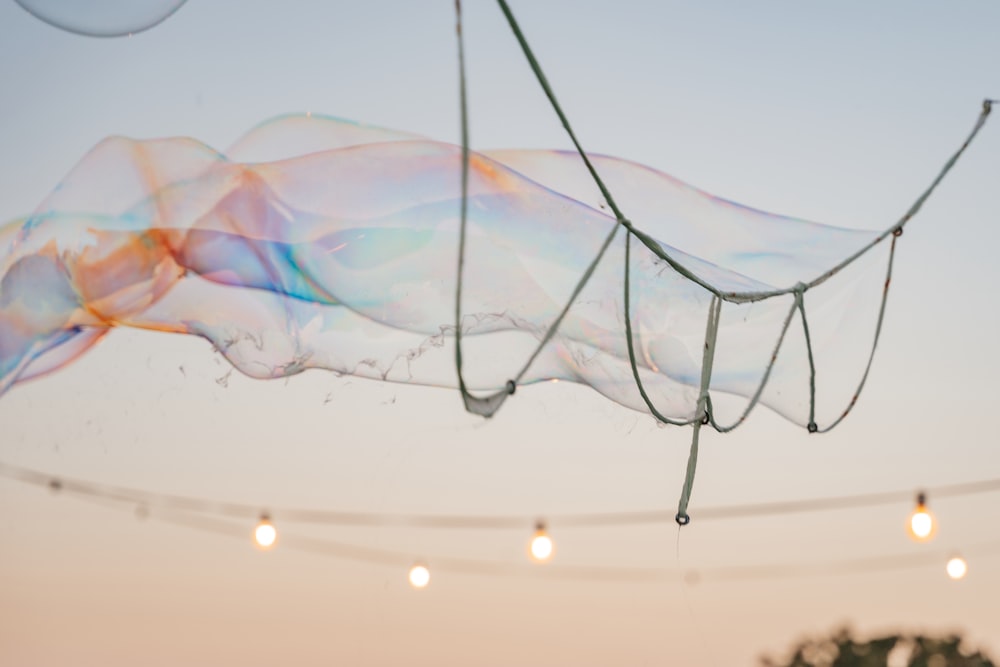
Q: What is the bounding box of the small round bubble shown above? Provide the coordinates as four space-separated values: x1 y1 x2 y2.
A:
14 0 188 38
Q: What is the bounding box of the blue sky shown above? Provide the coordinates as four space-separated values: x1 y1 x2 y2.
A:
1 2 998 665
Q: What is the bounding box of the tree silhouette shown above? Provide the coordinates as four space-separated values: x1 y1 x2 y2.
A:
761 627 996 667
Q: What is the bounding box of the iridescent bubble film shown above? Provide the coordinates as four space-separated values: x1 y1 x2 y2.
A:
0 114 892 427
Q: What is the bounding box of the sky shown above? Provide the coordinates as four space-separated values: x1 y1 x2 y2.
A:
1 1 998 665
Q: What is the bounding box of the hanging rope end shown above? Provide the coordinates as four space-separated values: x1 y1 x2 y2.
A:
675 512 690 526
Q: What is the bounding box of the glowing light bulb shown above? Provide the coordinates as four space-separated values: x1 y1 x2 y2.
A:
907 492 935 542
409 563 430 589
946 556 968 580
253 513 277 550
529 521 554 563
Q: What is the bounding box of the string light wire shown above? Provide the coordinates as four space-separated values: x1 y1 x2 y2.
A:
53 492 1000 585
3 461 998 529
6 462 998 583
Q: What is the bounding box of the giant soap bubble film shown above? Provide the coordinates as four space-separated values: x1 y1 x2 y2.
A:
1 2 998 666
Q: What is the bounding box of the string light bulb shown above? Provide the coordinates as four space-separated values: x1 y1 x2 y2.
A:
528 520 554 563
946 555 968 580
253 512 277 550
408 563 430 589
907 492 936 542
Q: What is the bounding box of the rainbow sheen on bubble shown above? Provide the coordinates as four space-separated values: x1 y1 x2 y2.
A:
0 114 890 427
